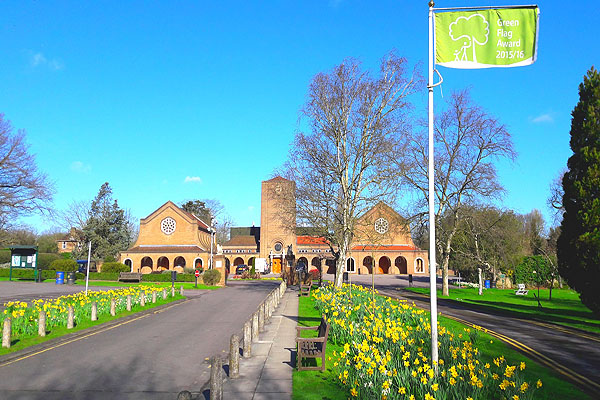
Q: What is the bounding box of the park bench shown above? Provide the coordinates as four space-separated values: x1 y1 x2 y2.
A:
300 282 312 296
296 315 330 371
515 283 529 295
118 272 143 282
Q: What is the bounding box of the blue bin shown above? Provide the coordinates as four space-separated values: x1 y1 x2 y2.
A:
484 279 490 289
55 271 65 285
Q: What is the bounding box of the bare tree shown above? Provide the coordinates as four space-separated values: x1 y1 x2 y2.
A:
59 199 91 231
284 52 421 288
0 114 54 229
399 90 516 296
547 169 566 225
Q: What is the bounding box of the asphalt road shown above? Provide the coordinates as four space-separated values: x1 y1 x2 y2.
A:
329 273 600 398
0 280 279 400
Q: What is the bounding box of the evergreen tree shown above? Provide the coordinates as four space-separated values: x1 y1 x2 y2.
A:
557 67 600 315
80 183 133 260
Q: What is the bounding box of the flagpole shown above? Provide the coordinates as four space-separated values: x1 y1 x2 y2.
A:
427 0 439 369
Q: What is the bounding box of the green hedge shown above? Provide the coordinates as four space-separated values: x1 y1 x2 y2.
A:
0 269 63 280
101 262 129 273
0 249 10 264
49 259 79 272
142 273 196 282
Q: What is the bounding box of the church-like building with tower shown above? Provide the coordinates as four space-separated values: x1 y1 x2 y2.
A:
119 176 428 276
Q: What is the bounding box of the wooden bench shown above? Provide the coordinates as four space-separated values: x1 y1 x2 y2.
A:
515 283 529 295
296 315 330 371
300 282 312 296
118 272 142 282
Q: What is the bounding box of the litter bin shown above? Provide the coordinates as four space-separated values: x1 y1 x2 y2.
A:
484 279 491 289
343 272 349 283
408 274 413 286
55 271 65 285
490 280 496 289
66 271 76 285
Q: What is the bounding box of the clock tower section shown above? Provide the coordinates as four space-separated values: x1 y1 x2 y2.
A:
260 177 296 273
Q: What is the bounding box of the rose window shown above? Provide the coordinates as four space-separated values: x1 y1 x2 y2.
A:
161 217 176 235
374 218 389 234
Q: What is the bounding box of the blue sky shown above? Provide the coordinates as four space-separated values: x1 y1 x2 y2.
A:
1 0 597 233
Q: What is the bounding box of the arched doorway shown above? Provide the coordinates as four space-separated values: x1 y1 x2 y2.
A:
157 256 169 271
363 256 374 274
311 257 321 273
395 256 407 274
298 257 308 268
141 256 153 274
194 258 203 270
378 256 391 274
326 259 336 274
233 257 245 266
248 257 256 268
174 256 186 269
224 258 230 274
346 257 355 273
124 259 132 271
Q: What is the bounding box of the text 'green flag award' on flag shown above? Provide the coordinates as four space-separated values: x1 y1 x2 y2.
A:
435 7 539 69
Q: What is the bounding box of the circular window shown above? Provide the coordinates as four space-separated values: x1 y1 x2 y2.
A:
274 242 283 252
161 217 176 235
374 218 389 234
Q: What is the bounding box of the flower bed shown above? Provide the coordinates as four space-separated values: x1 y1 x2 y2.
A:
1 286 167 337
312 284 542 400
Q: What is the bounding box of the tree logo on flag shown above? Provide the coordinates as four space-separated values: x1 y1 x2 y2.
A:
449 14 489 63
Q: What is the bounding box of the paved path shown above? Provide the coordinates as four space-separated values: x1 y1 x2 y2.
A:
328 274 600 397
222 287 298 400
0 280 279 400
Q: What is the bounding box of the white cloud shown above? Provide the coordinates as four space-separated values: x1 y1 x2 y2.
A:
184 176 202 183
70 161 91 173
30 51 64 70
532 113 554 124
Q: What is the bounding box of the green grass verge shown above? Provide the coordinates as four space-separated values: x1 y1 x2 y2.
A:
405 287 600 334
293 287 591 400
72 280 220 290
0 294 185 356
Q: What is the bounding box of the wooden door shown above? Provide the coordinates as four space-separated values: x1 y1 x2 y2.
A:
273 258 282 274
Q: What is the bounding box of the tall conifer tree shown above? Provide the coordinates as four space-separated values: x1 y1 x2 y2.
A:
557 67 600 315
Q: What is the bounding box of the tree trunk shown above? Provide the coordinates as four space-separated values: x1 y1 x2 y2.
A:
478 268 483 296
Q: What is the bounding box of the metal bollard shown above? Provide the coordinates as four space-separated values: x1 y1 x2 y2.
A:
126 295 132 311
243 320 252 358
110 298 116 316
67 305 74 329
2 318 11 348
229 334 240 379
91 301 98 321
209 356 223 400
38 311 46 337
252 312 259 342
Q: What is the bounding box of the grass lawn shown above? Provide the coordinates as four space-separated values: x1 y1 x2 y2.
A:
0 293 184 357
293 286 591 400
405 286 600 334
73 280 220 290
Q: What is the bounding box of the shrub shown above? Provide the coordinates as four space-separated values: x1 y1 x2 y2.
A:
309 268 321 281
183 267 194 274
104 255 116 262
49 259 78 272
88 272 120 281
61 252 72 259
101 262 130 273
0 250 10 264
37 253 62 269
202 269 221 285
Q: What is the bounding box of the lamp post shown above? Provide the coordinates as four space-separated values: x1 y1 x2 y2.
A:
210 218 216 269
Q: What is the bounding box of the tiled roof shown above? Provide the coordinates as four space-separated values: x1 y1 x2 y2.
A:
265 176 291 183
351 245 420 251
125 245 206 253
222 235 259 247
297 236 329 245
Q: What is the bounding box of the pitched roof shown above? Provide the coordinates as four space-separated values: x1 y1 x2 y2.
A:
141 201 211 232
125 245 206 253
297 236 329 246
222 235 259 247
264 176 291 183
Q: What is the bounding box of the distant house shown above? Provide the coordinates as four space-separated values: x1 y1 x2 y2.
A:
57 228 82 253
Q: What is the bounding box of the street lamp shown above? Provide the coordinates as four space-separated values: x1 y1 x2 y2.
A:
210 218 216 269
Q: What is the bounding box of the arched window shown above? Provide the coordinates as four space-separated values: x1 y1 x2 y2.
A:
415 258 425 273
395 256 407 274
378 256 391 274
346 257 355 273
157 256 169 271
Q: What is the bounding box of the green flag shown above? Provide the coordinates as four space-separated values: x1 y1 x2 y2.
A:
435 7 539 69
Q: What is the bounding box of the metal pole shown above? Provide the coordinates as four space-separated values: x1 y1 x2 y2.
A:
428 0 439 368
210 219 214 269
85 241 91 296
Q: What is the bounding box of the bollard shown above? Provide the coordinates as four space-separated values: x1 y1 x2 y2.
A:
180 286 184 296
152 291 156 304
67 306 74 329
162 288 167 300
243 320 252 358
209 356 223 400
91 301 98 321
177 391 193 400
2 318 11 348
171 286 175 298
258 303 265 332
140 292 145 307
127 295 132 311
38 310 46 337
110 298 116 316
252 312 259 342
229 334 240 379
